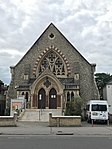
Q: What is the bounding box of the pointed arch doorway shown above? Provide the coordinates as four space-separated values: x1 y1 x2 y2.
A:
38 88 46 109
49 88 57 109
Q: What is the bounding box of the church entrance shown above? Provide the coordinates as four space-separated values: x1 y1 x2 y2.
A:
49 88 57 109
37 87 58 109
32 75 63 109
38 88 46 109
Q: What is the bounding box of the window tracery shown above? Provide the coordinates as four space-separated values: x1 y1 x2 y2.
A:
39 51 66 76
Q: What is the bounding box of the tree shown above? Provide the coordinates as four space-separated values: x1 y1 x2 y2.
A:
0 80 4 94
65 97 83 116
95 73 111 88
95 73 112 99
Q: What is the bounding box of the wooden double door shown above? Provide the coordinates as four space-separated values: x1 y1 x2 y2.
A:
38 88 57 109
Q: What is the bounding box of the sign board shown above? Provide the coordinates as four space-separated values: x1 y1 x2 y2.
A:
10 99 26 116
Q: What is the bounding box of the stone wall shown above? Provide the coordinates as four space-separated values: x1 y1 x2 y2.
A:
0 115 17 127
49 113 81 127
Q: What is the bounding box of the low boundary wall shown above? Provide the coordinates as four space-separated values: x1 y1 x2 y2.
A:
49 113 81 127
0 114 17 127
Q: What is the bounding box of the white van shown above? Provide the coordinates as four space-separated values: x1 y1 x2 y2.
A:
86 100 109 123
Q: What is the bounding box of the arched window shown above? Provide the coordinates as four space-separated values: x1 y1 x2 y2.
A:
71 92 74 101
39 51 66 76
22 92 24 95
67 92 70 102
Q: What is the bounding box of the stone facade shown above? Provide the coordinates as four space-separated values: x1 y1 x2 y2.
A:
8 23 99 112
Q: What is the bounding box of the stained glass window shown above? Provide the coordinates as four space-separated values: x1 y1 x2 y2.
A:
39 51 66 76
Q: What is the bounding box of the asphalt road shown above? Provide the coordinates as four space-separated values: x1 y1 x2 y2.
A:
0 135 112 149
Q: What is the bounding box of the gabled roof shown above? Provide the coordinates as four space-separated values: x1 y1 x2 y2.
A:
15 23 92 67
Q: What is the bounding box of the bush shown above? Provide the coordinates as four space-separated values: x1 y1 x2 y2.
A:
65 97 83 116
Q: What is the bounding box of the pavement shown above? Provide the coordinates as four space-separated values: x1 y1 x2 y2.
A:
0 121 112 136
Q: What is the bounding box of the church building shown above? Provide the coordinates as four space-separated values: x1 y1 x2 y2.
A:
8 23 99 114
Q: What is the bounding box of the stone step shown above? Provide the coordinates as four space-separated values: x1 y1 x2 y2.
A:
19 109 62 122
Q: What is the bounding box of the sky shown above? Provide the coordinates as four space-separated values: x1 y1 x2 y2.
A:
0 0 112 84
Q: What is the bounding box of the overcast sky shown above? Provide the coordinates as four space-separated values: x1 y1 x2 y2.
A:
0 0 112 84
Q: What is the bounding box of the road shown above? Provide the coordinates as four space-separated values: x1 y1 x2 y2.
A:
0 135 112 149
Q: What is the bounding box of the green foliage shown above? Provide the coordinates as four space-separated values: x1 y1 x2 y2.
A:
95 73 112 99
95 73 112 89
0 80 4 85
65 97 83 116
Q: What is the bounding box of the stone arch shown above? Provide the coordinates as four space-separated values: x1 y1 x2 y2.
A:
31 73 63 95
33 45 71 77
30 74 63 108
